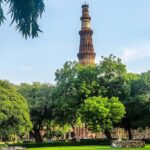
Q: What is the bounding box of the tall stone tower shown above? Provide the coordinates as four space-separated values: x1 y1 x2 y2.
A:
77 4 96 66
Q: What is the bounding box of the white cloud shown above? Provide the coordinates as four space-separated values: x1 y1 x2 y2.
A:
121 39 150 63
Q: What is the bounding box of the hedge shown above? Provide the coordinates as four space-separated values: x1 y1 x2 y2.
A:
10 139 109 148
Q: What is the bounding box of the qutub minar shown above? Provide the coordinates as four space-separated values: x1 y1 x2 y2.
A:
78 4 96 66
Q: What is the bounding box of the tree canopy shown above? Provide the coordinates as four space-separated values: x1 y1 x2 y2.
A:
80 96 125 139
53 56 127 139
54 61 100 128
126 71 150 129
0 80 32 140
17 82 55 142
0 0 45 38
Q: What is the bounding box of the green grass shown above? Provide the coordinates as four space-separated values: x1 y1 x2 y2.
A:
28 145 150 150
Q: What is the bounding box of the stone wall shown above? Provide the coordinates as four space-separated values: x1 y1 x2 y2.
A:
74 126 128 139
0 147 26 150
132 128 150 139
112 140 145 148
74 126 150 139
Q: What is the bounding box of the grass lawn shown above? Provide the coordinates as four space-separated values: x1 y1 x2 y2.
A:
28 145 150 150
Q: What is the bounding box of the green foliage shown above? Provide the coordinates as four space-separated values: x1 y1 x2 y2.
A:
126 71 150 129
54 61 100 126
98 54 127 76
0 0 5 25
0 0 45 38
96 55 142 137
18 82 54 126
10 139 109 148
0 80 32 140
97 54 130 100
131 71 150 95
45 124 71 139
17 82 54 142
80 96 125 132
77 64 100 98
54 56 128 130
54 61 80 126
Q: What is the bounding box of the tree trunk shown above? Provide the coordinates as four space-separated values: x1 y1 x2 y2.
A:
71 125 77 141
127 128 133 140
2 136 9 142
121 118 133 140
31 129 43 142
104 130 112 141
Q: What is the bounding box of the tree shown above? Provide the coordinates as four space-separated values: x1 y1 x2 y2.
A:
54 62 99 120
17 82 54 142
0 0 45 38
54 61 100 137
124 71 150 139
54 61 82 135
54 57 128 139
118 73 140 139
98 56 150 140
97 54 129 100
80 96 126 141
0 80 32 141
96 55 137 139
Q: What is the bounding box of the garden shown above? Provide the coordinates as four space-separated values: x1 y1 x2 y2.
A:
1 1 150 150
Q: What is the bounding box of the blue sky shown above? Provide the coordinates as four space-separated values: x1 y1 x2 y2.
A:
1 0 150 84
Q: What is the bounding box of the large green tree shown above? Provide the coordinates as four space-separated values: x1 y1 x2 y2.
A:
54 58 127 138
118 72 140 139
0 0 44 38
54 62 82 130
54 61 100 137
0 80 32 141
96 55 137 139
17 82 54 142
80 96 125 140
54 62 99 115
124 71 150 139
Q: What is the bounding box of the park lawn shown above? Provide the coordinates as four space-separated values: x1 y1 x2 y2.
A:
28 145 150 150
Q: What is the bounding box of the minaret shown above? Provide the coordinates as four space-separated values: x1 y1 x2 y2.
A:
77 4 96 66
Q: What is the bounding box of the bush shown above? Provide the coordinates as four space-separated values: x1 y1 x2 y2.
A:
80 139 109 145
0 144 7 148
9 139 109 148
142 139 150 144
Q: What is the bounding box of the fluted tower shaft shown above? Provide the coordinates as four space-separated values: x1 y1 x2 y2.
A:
77 4 96 66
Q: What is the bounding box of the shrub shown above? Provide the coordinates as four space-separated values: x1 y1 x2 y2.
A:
10 139 109 148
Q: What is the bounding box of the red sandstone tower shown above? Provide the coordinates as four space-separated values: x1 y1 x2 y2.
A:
78 4 96 66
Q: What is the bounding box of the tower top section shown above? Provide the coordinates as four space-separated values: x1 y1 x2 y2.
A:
80 4 91 30
82 3 89 9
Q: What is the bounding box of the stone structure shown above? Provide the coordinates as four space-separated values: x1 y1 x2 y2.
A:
132 128 150 139
111 140 145 148
78 4 96 66
0 147 26 150
73 126 128 139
